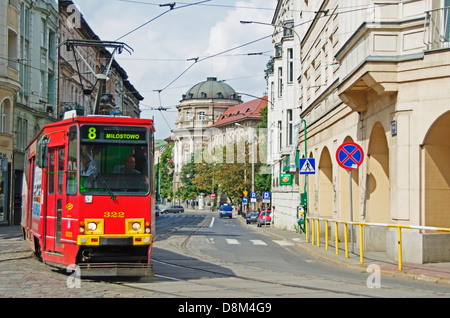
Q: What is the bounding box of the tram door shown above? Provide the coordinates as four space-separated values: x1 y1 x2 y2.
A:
44 147 65 254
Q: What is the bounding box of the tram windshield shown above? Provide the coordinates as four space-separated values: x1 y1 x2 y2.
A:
79 125 150 196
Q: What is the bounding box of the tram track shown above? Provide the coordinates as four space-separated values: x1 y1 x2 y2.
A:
108 213 383 298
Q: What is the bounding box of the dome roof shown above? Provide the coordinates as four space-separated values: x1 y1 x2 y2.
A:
182 77 241 101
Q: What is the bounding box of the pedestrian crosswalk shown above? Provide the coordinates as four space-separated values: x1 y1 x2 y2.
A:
210 237 298 247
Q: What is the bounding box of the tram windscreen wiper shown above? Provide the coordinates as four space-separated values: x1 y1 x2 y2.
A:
92 170 117 201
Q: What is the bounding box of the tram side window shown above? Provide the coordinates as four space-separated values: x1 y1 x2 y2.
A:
48 150 55 195
66 125 77 195
58 148 65 194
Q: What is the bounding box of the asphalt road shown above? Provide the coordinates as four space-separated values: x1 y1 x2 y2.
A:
1 209 449 301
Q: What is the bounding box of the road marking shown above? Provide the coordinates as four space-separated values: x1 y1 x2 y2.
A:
250 240 267 246
209 217 215 228
225 239 240 245
273 240 294 246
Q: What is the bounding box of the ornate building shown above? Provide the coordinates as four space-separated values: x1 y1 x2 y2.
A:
172 77 242 199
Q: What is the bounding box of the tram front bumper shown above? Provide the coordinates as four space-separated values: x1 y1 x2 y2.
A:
78 263 154 277
77 234 152 246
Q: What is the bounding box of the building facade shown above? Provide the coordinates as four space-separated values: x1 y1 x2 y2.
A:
267 0 302 231
270 0 450 263
172 77 242 199
0 0 22 224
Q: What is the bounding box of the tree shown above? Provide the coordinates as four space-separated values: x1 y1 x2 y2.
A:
159 143 174 199
176 160 198 200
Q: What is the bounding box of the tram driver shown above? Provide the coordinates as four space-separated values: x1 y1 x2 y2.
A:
81 145 100 176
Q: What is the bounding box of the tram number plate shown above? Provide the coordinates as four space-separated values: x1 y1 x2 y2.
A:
104 211 125 218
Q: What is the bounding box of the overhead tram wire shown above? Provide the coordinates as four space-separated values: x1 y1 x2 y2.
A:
153 1 401 93
115 0 213 41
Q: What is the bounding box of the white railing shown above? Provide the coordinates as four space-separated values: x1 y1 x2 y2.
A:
424 6 450 50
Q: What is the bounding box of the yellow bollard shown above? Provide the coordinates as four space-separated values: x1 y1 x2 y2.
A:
344 222 349 258
305 218 309 243
398 227 402 271
312 219 315 246
335 221 339 255
317 219 320 247
359 224 364 263
325 220 329 251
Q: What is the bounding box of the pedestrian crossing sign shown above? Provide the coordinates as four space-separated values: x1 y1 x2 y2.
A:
299 158 316 174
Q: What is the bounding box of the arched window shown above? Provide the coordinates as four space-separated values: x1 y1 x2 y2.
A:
0 99 11 134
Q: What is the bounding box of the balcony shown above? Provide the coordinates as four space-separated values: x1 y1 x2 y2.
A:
424 6 450 50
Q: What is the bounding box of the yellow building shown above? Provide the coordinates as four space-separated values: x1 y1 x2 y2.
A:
270 0 450 263
0 0 21 224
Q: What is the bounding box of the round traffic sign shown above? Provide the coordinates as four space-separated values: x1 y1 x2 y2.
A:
336 142 364 170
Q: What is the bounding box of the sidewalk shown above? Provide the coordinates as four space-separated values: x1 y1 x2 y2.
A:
250 220 450 286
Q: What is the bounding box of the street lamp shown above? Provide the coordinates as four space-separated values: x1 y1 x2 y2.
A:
240 20 302 45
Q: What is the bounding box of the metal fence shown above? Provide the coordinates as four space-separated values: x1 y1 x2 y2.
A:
305 217 450 271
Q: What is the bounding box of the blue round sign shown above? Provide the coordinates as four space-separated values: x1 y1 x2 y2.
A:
336 142 364 170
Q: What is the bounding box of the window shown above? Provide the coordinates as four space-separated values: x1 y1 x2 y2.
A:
79 125 150 195
278 121 282 150
16 117 28 150
287 110 293 145
278 68 283 97
283 20 294 37
184 149 189 164
186 111 190 121
199 111 205 120
58 148 65 194
66 125 78 195
0 100 10 134
288 48 294 83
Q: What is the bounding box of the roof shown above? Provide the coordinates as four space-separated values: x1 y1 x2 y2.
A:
209 96 267 128
182 77 241 101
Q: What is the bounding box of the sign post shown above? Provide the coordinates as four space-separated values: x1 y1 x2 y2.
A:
336 142 364 253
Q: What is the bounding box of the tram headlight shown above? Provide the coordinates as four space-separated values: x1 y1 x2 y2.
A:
87 222 97 231
132 222 141 231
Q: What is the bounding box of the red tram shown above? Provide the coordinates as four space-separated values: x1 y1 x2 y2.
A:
20 115 155 277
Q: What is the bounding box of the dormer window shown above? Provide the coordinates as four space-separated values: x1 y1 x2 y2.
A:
201 92 207 98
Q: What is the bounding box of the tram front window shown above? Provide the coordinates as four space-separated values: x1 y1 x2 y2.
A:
79 125 149 195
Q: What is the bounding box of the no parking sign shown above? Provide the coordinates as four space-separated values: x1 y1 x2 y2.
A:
336 142 364 170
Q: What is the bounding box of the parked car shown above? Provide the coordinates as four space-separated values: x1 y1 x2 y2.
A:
257 210 272 227
161 205 184 213
219 203 233 218
246 211 260 224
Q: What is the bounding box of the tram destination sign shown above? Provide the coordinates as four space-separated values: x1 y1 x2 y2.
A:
81 125 147 142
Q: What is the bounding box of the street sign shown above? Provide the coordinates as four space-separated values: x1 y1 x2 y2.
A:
250 192 257 203
211 193 216 198
243 197 248 204
280 173 293 186
299 158 316 174
262 192 271 203
336 142 364 170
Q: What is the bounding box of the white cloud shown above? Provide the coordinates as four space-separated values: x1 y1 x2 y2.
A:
70 0 276 139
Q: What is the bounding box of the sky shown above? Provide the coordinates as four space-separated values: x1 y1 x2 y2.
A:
72 0 277 140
